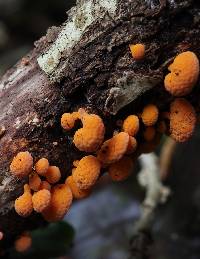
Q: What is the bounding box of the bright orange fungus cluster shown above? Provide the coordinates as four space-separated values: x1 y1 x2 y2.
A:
9 47 199 249
13 156 64 222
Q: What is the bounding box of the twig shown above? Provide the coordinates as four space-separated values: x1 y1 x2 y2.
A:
136 153 171 232
129 153 171 259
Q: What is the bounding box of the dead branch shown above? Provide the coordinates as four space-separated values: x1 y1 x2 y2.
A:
0 0 200 249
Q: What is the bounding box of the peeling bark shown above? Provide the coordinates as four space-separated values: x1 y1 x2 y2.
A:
0 0 200 249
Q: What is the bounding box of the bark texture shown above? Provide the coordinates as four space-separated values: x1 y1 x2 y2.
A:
0 0 200 249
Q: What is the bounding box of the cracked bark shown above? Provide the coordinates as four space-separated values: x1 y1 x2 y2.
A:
0 0 200 250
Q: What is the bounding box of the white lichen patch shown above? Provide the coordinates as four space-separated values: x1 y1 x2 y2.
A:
135 153 171 231
14 113 40 129
37 0 117 78
27 114 40 125
14 117 21 129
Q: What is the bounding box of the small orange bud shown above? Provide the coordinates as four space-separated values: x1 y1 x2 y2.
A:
141 104 159 126
129 43 145 60
29 172 41 191
32 189 51 213
46 166 61 184
122 115 139 136
35 158 49 176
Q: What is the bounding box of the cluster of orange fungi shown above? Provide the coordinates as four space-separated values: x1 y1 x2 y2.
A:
8 45 199 252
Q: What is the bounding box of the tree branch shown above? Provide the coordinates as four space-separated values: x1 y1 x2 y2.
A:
0 0 199 249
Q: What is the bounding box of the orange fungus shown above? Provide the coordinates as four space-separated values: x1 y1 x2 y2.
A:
122 115 139 136
73 110 105 152
129 43 145 60
32 189 51 213
10 151 33 178
97 132 129 165
61 112 79 131
66 176 91 199
126 136 137 154
46 166 61 184
14 184 33 217
35 158 49 176
42 184 73 222
170 98 196 142
164 51 199 96
108 157 134 181
72 155 101 190
29 172 41 191
141 104 159 126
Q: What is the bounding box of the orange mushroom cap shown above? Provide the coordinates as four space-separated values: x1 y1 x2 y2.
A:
46 166 61 184
143 127 156 142
108 156 134 181
35 158 49 176
122 115 139 136
66 176 91 199
61 112 79 131
14 234 32 252
97 132 129 165
72 155 101 190
29 172 41 191
32 189 51 213
73 111 105 152
129 43 145 60
170 98 196 142
39 181 51 191
42 184 73 222
10 151 33 178
14 184 33 217
126 136 137 154
141 104 159 126
164 51 199 96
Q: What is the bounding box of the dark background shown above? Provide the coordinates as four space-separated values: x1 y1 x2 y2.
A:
0 0 75 76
